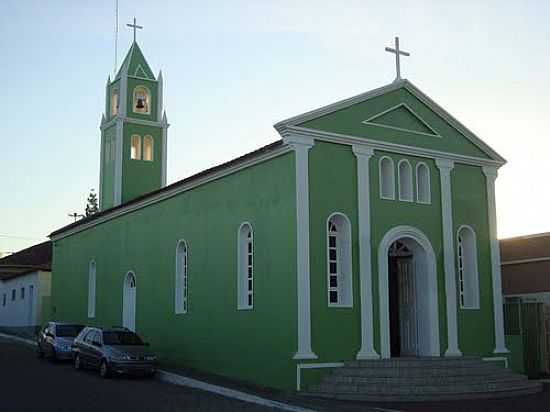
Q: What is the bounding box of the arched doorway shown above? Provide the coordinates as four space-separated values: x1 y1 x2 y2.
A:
122 271 136 331
378 226 440 358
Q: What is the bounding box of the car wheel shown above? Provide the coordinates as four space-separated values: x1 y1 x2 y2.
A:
74 354 82 370
36 344 44 358
99 360 111 378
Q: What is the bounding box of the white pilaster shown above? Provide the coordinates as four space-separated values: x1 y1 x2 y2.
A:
99 115 106 211
352 144 380 360
119 65 128 118
285 134 318 360
157 70 164 122
482 166 509 354
161 111 169 187
113 118 123 206
435 158 462 357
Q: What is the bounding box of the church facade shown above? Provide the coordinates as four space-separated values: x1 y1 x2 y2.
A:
49 41 510 390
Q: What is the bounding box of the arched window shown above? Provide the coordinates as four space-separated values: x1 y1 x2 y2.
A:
133 86 150 114
143 135 153 161
457 226 480 309
237 223 254 309
326 213 353 307
398 159 413 201
88 261 96 318
175 240 188 314
379 157 395 199
131 135 141 160
110 89 119 116
416 162 431 204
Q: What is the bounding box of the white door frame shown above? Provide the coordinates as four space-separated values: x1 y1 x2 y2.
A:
122 271 136 331
378 225 440 358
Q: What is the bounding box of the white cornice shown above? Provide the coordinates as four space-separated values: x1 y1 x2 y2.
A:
286 126 503 167
274 79 506 164
51 144 292 241
101 116 166 131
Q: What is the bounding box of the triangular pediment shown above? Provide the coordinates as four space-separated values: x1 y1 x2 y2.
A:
134 64 150 79
362 103 440 137
274 79 505 163
115 42 156 81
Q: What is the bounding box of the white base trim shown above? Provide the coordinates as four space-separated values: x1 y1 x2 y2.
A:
296 362 344 391
158 371 316 412
482 356 509 368
293 351 319 361
356 350 380 360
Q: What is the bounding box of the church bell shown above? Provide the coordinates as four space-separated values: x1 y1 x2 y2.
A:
136 98 145 109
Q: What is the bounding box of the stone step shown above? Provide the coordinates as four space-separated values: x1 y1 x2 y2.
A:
333 364 508 378
311 378 537 396
345 357 495 369
323 372 526 386
302 381 542 402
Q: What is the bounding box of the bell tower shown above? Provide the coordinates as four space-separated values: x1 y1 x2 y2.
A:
99 39 168 210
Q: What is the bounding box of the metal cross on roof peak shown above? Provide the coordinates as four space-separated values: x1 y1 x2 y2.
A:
126 17 143 43
385 36 410 82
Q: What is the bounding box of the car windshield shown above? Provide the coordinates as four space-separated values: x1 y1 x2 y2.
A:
102 331 144 346
56 325 84 337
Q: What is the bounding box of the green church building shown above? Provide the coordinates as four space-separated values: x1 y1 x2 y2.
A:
49 37 539 399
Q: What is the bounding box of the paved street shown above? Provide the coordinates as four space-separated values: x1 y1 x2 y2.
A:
0 337 287 412
2 336 549 412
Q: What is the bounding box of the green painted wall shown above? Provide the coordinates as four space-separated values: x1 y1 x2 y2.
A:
122 123 163 203
452 164 495 356
299 88 491 160
52 152 298 389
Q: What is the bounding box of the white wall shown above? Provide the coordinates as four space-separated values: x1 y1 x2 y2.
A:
0 271 48 327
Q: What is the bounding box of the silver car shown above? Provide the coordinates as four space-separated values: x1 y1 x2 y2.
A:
72 327 157 378
37 322 85 361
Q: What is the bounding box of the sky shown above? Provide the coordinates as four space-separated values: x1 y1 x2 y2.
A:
1 0 549 254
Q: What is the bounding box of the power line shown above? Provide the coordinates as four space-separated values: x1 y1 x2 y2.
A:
0 234 45 241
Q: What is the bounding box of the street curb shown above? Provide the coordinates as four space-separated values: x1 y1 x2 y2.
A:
157 370 318 412
0 332 37 346
0 332 317 412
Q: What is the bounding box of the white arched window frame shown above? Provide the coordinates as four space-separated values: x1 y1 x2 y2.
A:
416 162 431 204
379 156 395 200
398 159 413 201
88 260 96 318
237 223 254 310
133 86 151 114
175 240 188 314
130 135 141 160
456 225 480 309
110 89 119 116
143 135 154 161
326 213 353 307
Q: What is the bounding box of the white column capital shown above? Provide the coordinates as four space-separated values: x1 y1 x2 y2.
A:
352 144 375 158
283 134 314 150
435 158 454 171
482 166 498 179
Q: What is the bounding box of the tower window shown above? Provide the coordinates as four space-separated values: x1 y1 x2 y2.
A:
237 223 254 310
326 213 353 307
111 89 119 116
143 135 154 161
133 86 150 114
131 135 141 160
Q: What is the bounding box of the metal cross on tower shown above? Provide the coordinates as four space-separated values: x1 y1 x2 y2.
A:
385 36 410 81
126 17 143 43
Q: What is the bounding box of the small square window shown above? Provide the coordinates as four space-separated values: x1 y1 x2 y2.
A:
329 249 337 261
248 294 252 306
248 279 253 291
248 243 252 253
20 288 25 300
11 289 16 301
248 267 252 278
329 291 338 303
330 276 338 288
329 236 336 248
248 255 252 266
329 262 337 274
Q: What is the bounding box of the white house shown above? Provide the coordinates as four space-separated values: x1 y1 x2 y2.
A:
0 241 52 336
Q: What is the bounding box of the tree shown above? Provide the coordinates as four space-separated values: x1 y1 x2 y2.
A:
85 189 99 217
